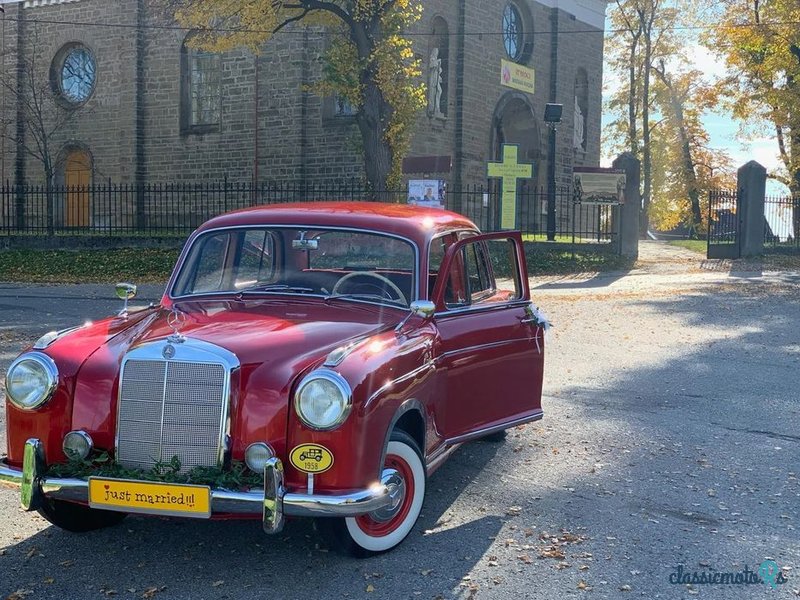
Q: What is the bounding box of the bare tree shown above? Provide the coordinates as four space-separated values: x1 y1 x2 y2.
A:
0 25 90 232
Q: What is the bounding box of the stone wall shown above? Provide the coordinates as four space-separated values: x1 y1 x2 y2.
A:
2 0 605 195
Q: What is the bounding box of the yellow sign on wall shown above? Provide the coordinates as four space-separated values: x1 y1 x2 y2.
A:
500 60 535 94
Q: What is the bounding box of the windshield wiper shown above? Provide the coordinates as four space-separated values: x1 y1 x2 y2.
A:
324 293 406 307
237 284 315 297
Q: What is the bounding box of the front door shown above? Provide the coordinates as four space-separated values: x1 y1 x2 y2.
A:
64 150 91 227
431 232 544 441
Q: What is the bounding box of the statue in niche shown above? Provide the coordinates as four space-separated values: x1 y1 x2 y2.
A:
573 96 586 150
428 48 444 117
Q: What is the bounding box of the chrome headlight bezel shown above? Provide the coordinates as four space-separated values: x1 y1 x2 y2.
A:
293 369 352 431
5 351 59 411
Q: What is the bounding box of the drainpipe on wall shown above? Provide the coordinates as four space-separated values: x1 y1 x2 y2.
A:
253 52 259 198
452 0 466 211
135 0 146 229
15 4 25 227
300 28 309 183
546 8 559 241
1 7 6 184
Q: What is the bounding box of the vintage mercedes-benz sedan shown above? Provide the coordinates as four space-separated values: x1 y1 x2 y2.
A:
1 202 546 556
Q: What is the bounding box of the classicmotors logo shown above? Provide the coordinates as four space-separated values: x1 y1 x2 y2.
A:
669 561 789 589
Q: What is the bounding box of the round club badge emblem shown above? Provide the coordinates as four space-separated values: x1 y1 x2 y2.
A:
162 344 176 360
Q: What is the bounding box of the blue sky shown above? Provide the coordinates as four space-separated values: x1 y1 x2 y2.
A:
600 26 788 195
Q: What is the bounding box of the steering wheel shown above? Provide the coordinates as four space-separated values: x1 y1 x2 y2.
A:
331 272 408 305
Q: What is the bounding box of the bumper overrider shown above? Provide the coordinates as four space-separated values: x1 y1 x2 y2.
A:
0 439 394 534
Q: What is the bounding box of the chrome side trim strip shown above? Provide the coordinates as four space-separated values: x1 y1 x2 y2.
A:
364 362 435 410
439 337 537 360
444 410 544 446
426 443 462 475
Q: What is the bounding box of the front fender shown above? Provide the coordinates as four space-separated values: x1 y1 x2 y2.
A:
284 326 437 494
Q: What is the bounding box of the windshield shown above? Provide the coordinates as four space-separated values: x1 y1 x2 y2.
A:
172 227 416 307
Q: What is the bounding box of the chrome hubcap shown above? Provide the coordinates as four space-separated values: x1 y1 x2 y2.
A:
369 468 405 523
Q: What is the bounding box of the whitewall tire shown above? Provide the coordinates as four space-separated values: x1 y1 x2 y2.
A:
316 430 425 557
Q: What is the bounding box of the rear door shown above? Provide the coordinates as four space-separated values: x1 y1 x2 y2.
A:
431 232 544 440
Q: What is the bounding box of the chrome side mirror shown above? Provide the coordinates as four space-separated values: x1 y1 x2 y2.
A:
395 300 436 334
115 282 137 317
410 300 436 319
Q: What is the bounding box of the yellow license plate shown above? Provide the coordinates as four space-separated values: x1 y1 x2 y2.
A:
88 478 211 518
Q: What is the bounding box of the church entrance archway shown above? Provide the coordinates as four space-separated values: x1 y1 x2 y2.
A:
490 93 541 231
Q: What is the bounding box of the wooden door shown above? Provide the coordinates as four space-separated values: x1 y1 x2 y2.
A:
65 150 91 227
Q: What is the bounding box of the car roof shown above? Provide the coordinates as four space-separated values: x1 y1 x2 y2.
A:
196 201 479 243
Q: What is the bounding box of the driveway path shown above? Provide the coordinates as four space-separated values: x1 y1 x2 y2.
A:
1 248 799 600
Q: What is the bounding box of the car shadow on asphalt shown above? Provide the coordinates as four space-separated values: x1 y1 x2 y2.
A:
0 440 507 599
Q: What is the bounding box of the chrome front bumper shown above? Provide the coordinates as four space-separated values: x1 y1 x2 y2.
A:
0 439 393 534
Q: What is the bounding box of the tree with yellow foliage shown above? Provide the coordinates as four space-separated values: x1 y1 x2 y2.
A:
165 0 426 194
710 0 800 190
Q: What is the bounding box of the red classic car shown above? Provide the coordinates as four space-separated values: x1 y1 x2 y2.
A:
1 202 546 556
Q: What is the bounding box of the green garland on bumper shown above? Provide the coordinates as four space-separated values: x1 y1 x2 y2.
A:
46 451 264 490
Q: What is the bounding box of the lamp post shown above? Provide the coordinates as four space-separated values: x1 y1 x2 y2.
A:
544 103 563 242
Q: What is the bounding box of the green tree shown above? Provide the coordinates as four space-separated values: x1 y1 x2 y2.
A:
167 0 426 193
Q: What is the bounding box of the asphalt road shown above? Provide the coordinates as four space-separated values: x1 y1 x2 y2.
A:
1 254 799 599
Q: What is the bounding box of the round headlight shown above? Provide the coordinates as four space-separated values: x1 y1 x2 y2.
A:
294 370 352 431
63 430 93 461
5 352 58 410
245 442 275 473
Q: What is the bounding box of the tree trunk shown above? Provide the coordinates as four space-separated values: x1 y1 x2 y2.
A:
653 67 703 236
627 35 640 155
356 79 393 199
640 33 652 238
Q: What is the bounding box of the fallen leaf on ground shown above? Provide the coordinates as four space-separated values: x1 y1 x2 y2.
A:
366 584 375 593
211 581 224 588
6 590 33 600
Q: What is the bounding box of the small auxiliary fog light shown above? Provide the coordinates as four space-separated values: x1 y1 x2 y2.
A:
245 442 274 473
62 430 93 460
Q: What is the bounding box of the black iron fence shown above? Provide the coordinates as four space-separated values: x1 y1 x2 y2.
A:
0 180 615 243
764 193 799 252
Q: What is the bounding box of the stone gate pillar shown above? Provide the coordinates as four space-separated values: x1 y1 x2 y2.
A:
612 152 640 259
737 160 767 257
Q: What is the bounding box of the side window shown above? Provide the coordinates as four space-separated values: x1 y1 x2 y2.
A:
441 237 522 310
428 233 453 296
464 242 494 303
234 230 275 289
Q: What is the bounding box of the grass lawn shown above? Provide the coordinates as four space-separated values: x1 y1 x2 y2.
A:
524 244 634 275
668 239 707 253
0 245 633 284
0 248 179 283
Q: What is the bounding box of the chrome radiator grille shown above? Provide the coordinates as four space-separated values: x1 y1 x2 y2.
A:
117 357 228 472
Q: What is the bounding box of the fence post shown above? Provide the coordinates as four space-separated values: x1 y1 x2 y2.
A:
737 160 766 257
612 152 640 259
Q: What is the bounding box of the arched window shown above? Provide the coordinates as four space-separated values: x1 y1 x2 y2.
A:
181 36 221 134
573 68 589 152
428 16 449 117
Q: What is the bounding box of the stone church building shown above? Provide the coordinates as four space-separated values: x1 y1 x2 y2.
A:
0 0 605 224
